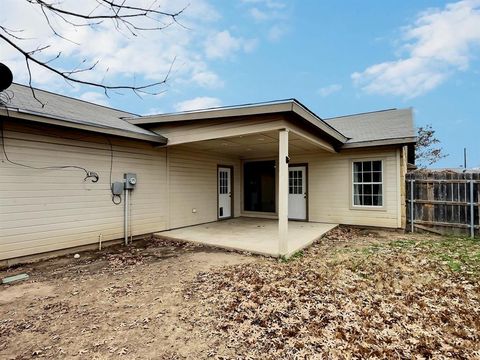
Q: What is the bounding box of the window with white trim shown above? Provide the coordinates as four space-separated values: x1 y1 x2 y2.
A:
352 160 383 207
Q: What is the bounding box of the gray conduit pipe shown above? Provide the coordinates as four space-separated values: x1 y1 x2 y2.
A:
124 188 129 246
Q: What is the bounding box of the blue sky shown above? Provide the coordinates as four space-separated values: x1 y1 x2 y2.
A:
2 0 479 167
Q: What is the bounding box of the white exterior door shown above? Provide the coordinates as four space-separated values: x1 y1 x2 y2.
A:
288 166 307 220
218 167 232 219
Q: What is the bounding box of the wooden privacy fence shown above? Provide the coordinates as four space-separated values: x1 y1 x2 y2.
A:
406 171 480 237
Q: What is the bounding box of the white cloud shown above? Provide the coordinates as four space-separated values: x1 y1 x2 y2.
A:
268 24 289 42
191 71 224 88
250 7 269 21
318 84 343 97
204 30 257 59
174 96 222 111
0 0 253 98
352 0 480 98
242 0 289 41
142 107 165 116
79 92 110 107
242 0 286 9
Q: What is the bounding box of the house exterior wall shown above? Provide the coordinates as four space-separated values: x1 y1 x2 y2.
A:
166 145 240 229
291 146 402 228
0 120 170 261
400 145 408 229
1 119 404 263
0 120 241 262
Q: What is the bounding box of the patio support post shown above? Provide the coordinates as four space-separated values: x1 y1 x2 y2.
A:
278 128 289 256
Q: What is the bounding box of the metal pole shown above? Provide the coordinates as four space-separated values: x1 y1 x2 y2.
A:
410 178 415 233
470 180 474 238
129 190 133 244
464 148 467 169
124 188 129 245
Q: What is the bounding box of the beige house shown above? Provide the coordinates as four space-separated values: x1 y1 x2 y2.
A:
0 84 415 264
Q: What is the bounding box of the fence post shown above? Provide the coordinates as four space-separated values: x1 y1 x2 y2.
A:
470 180 475 238
410 178 415 233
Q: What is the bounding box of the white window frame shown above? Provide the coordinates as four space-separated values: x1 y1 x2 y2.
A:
351 159 385 209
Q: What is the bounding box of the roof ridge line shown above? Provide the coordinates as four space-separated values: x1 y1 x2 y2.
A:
134 98 297 119
324 108 402 120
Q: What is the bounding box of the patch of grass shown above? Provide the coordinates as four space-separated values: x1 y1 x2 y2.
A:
338 234 480 277
389 239 417 248
439 255 462 272
436 237 480 275
360 244 382 254
280 250 304 263
413 236 480 275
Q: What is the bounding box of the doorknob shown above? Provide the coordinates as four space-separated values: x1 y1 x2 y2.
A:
304 193 307 199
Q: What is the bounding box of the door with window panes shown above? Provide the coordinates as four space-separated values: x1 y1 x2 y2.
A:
288 165 307 220
218 167 232 219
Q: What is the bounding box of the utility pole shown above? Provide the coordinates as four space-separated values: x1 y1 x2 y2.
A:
464 147 467 170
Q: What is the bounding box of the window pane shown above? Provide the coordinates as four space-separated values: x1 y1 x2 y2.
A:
364 184 372 195
354 193 361 206
353 172 361 182
363 161 372 171
373 161 382 171
353 184 362 196
373 172 382 183
364 195 372 206
363 172 372 182
373 184 382 196
353 162 362 173
373 195 383 206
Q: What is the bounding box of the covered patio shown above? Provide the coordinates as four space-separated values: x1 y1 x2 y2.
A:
133 100 347 257
154 218 338 257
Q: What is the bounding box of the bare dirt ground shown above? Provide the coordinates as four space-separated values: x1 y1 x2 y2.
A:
0 239 253 359
1 228 480 359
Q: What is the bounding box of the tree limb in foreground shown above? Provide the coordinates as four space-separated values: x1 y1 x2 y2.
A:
1 0 186 106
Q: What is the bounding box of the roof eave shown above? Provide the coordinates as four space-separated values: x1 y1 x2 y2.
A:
290 101 348 143
126 101 294 124
0 107 167 144
127 99 348 144
341 136 417 149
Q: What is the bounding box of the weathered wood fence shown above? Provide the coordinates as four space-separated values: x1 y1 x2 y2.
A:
406 171 480 237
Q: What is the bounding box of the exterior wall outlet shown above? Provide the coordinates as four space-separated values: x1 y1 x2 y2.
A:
192 208 197 213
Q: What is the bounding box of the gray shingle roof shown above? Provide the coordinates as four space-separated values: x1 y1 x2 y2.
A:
324 108 415 145
2 84 415 147
2 83 164 142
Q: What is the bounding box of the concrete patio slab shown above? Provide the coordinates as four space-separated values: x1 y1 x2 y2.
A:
154 217 338 257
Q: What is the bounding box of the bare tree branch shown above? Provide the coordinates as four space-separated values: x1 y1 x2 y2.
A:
0 31 175 106
1 0 185 104
415 124 448 168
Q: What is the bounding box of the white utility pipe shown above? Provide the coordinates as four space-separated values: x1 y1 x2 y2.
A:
124 188 129 245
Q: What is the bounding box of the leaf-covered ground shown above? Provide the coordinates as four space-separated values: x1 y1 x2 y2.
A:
187 228 480 359
1 228 479 359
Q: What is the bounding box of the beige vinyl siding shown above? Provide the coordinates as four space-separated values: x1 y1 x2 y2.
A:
400 145 408 228
291 147 401 228
167 145 240 229
0 120 169 260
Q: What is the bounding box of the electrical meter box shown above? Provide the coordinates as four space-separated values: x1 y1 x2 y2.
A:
124 173 137 190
